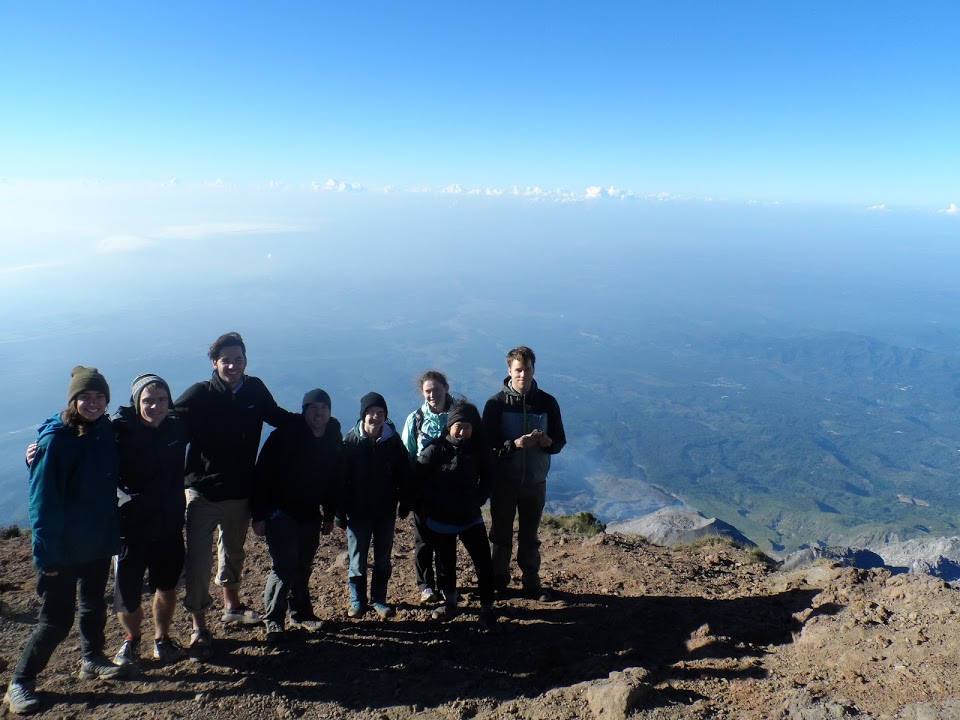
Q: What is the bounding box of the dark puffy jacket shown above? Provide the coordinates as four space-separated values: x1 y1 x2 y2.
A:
28 413 120 573
175 372 293 501
482 378 566 489
113 405 187 542
340 420 410 523
252 416 344 524
416 436 494 527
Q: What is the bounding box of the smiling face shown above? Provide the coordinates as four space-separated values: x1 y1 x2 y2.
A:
138 384 170 428
508 359 535 395
422 379 448 414
363 405 386 437
448 421 473 441
74 390 107 423
304 402 331 436
213 343 247 389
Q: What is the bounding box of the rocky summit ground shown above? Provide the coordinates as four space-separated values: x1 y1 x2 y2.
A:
2 522 960 720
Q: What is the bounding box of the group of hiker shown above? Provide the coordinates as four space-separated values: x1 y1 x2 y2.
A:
4 332 566 716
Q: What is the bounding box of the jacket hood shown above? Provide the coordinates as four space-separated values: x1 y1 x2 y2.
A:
37 413 65 441
353 417 397 442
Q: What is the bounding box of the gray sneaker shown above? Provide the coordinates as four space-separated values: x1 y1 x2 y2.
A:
4 681 40 715
153 636 186 664
289 616 325 632
80 655 129 680
372 602 395 619
113 638 141 668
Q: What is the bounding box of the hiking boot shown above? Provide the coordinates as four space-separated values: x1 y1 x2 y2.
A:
221 604 262 625
189 628 214 662
264 621 286 643
80 655 129 680
431 604 457 621
153 636 186 664
4 681 40 715
372 602 395 619
289 616 325 632
524 585 553 602
347 602 367 619
113 638 141 668
478 603 495 631
420 587 439 604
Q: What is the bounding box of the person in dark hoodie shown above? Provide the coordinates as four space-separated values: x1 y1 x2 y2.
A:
482 346 566 601
110 374 188 670
251 389 343 643
415 400 496 629
174 332 294 660
337 392 410 620
5 367 126 717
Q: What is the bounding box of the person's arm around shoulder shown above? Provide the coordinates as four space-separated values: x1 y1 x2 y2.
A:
251 377 296 428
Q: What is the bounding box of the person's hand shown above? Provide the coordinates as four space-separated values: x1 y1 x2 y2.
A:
321 521 334 535
26 442 38 466
537 433 553 448
252 520 266 537
514 433 540 449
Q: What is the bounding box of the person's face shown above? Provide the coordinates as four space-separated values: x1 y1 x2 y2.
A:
449 421 473 440
422 380 447 413
213 344 247 388
304 402 331 435
508 359 535 394
74 391 107 423
138 384 170 428
363 406 386 435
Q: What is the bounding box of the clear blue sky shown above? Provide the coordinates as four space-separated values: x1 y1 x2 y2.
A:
1 1 958 210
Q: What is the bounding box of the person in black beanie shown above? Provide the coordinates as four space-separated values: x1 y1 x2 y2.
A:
252 389 344 642
337 391 411 619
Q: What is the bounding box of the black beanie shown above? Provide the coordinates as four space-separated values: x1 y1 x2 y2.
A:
359 391 388 419
67 366 110 405
131 373 172 408
302 388 332 410
447 401 481 429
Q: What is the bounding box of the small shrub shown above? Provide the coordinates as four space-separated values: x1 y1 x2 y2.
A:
1 525 22 540
541 512 605 537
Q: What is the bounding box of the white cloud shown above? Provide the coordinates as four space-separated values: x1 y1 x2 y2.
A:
867 203 888 212
939 202 959 215
320 178 363 193
97 235 153 253
0 260 65 276
585 186 603 200
155 222 307 240
442 184 464 194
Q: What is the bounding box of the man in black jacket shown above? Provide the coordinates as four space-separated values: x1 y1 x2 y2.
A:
482 346 566 601
252 389 343 642
175 332 293 659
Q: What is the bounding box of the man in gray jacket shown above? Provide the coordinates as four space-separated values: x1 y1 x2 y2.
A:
482 346 566 601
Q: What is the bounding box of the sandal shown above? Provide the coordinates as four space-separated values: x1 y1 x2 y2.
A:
221 604 262 625
189 629 214 661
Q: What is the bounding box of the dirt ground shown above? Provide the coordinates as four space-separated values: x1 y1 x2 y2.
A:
2 521 960 719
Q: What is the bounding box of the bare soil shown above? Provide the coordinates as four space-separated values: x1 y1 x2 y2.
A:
2 522 959 719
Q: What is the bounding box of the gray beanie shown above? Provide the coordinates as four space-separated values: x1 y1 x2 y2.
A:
131 373 172 408
302 388 332 410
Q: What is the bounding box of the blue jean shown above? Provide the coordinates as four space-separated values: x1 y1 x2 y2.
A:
13 558 111 683
346 515 395 606
264 511 322 625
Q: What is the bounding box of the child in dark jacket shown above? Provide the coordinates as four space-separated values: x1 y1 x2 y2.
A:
415 400 496 629
337 392 411 619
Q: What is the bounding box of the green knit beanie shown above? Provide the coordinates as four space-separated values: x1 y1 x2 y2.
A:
67 366 111 405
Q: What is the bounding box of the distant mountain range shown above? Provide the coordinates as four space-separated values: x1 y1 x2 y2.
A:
546 329 960 555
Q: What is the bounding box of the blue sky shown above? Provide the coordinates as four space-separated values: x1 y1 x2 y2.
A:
1 1 958 212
